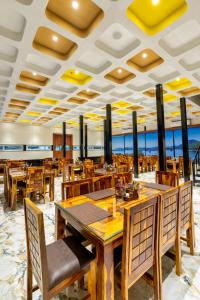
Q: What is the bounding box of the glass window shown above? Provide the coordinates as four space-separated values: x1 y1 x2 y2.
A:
0 144 23 151
112 135 124 154
188 127 200 160
174 129 183 157
73 145 80 151
146 132 158 156
165 130 174 158
138 133 145 156
26 145 52 151
124 134 133 154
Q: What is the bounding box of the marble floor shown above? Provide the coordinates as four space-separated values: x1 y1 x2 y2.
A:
0 173 200 300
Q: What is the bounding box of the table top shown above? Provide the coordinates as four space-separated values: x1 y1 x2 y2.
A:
94 168 117 176
9 168 54 179
55 182 171 244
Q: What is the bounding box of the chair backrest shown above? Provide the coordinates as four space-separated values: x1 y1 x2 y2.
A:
7 160 25 169
92 175 114 191
121 197 159 289
179 181 192 230
62 179 92 200
156 171 179 187
114 172 132 185
160 187 179 255
24 198 48 292
26 167 44 192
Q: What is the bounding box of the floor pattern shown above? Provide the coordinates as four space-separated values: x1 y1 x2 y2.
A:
0 173 200 300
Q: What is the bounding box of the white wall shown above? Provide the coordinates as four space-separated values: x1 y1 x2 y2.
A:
0 123 53 159
0 124 104 160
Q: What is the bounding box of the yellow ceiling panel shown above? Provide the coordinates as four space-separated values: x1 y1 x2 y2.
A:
113 100 132 109
163 94 178 102
61 69 92 85
19 119 32 123
38 98 59 105
165 77 192 91
115 109 131 115
126 0 188 35
170 111 180 117
26 111 42 117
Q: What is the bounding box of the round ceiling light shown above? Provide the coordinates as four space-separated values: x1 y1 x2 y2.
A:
72 1 79 9
152 0 160 5
52 35 58 42
118 68 122 73
33 72 37 76
142 52 148 58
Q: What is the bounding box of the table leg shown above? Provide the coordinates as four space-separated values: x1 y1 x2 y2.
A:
11 179 17 210
50 175 54 202
96 242 114 300
55 207 65 240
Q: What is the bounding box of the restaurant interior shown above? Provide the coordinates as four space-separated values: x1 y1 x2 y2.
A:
0 0 200 299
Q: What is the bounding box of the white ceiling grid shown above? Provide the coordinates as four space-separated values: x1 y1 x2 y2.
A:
0 0 200 132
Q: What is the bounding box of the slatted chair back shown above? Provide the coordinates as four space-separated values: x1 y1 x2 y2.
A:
179 181 194 255
7 160 25 169
24 198 49 293
156 171 179 187
62 179 92 200
26 167 44 195
84 165 95 178
114 172 132 185
92 175 114 191
117 164 129 173
160 187 179 255
121 197 159 297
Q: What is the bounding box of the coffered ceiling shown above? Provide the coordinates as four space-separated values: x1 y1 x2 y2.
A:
0 0 200 132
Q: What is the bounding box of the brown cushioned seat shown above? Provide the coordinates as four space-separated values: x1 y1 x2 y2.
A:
47 236 95 289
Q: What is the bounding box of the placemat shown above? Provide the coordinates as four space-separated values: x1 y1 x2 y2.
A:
85 188 115 201
141 182 170 191
64 202 112 225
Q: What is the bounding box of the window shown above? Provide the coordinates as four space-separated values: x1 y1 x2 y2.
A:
174 129 183 157
165 130 174 157
55 145 70 151
188 127 200 159
146 132 158 155
73 145 80 151
125 134 132 154
26 145 52 151
138 133 145 155
0 144 23 151
112 135 124 154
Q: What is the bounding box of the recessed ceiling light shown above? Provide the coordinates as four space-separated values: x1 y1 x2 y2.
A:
52 35 58 42
142 52 148 59
118 68 122 73
75 70 79 75
176 77 180 81
72 0 79 9
152 0 160 5
86 89 90 92
33 72 37 76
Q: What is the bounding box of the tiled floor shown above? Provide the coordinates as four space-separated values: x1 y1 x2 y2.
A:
0 173 200 300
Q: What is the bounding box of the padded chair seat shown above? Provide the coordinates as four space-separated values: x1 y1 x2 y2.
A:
46 236 95 289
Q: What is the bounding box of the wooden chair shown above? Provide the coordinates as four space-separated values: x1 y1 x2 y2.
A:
156 171 179 187
62 179 92 200
179 181 195 255
24 198 96 300
25 167 45 201
7 160 25 168
114 172 132 185
158 186 181 299
120 196 160 300
92 175 114 191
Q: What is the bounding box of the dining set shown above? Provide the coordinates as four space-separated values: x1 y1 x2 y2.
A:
23 157 195 300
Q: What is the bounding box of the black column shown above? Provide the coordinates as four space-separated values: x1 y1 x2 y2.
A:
79 115 84 161
172 129 176 158
144 126 147 156
104 119 107 162
180 97 190 182
132 111 138 178
84 124 88 159
106 104 112 165
156 84 166 171
62 122 66 158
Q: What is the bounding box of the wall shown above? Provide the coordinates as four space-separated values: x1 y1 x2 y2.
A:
0 124 104 160
0 123 53 159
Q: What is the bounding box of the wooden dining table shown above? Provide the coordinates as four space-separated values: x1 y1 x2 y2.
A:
8 168 55 210
94 168 117 176
55 182 171 300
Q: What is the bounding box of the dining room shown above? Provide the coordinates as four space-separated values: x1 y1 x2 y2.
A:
0 1 200 300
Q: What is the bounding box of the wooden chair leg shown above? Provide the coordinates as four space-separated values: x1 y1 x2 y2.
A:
153 260 161 300
27 258 33 300
175 233 182 276
187 226 195 255
88 260 96 300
